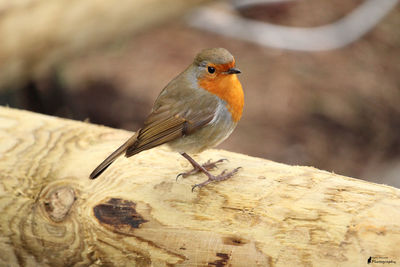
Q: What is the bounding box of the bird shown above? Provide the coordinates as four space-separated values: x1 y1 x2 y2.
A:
90 48 244 191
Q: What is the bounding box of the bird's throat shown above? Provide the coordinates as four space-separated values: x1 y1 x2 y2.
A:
199 74 244 122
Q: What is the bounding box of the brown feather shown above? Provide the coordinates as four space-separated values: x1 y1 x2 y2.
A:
89 132 139 179
125 112 213 157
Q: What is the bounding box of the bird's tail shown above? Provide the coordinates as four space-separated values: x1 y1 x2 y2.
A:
89 132 139 179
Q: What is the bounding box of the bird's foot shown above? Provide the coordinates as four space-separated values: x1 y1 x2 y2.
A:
176 158 227 180
191 167 242 192
178 153 240 191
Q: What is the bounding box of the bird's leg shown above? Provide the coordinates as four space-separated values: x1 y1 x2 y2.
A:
176 155 227 179
178 152 241 191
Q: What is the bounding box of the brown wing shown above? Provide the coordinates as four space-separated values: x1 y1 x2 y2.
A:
89 106 212 179
125 106 214 157
125 71 220 157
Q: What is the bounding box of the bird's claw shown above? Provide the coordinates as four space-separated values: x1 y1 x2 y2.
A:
191 166 242 192
177 158 228 181
176 173 184 181
191 184 199 192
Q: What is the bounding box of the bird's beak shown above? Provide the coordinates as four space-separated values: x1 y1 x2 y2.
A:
227 68 241 74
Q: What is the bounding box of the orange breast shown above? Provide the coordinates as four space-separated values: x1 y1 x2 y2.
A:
199 74 244 122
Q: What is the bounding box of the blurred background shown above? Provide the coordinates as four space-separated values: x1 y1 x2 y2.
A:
1 0 399 187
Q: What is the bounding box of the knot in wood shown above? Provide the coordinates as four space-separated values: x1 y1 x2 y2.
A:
94 198 148 232
44 186 76 222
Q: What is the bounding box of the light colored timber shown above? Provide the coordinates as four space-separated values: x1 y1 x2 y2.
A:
0 106 399 266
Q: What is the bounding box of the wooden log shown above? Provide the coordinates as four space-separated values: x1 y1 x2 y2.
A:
0 106 399 266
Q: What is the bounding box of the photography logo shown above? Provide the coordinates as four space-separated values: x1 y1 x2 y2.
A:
368 256 396 264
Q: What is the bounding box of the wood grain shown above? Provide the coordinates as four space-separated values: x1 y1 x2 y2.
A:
0 106 399 266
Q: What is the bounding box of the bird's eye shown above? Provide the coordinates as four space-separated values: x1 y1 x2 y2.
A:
207 66 215 74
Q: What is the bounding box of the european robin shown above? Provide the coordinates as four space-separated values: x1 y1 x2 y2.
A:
90 48 244 191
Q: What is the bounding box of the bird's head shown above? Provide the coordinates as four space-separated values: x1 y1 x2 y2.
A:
194 48 241 80
193 48 244 122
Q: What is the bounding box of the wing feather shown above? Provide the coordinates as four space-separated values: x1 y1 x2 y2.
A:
125 75 220 157
125 110 214 157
